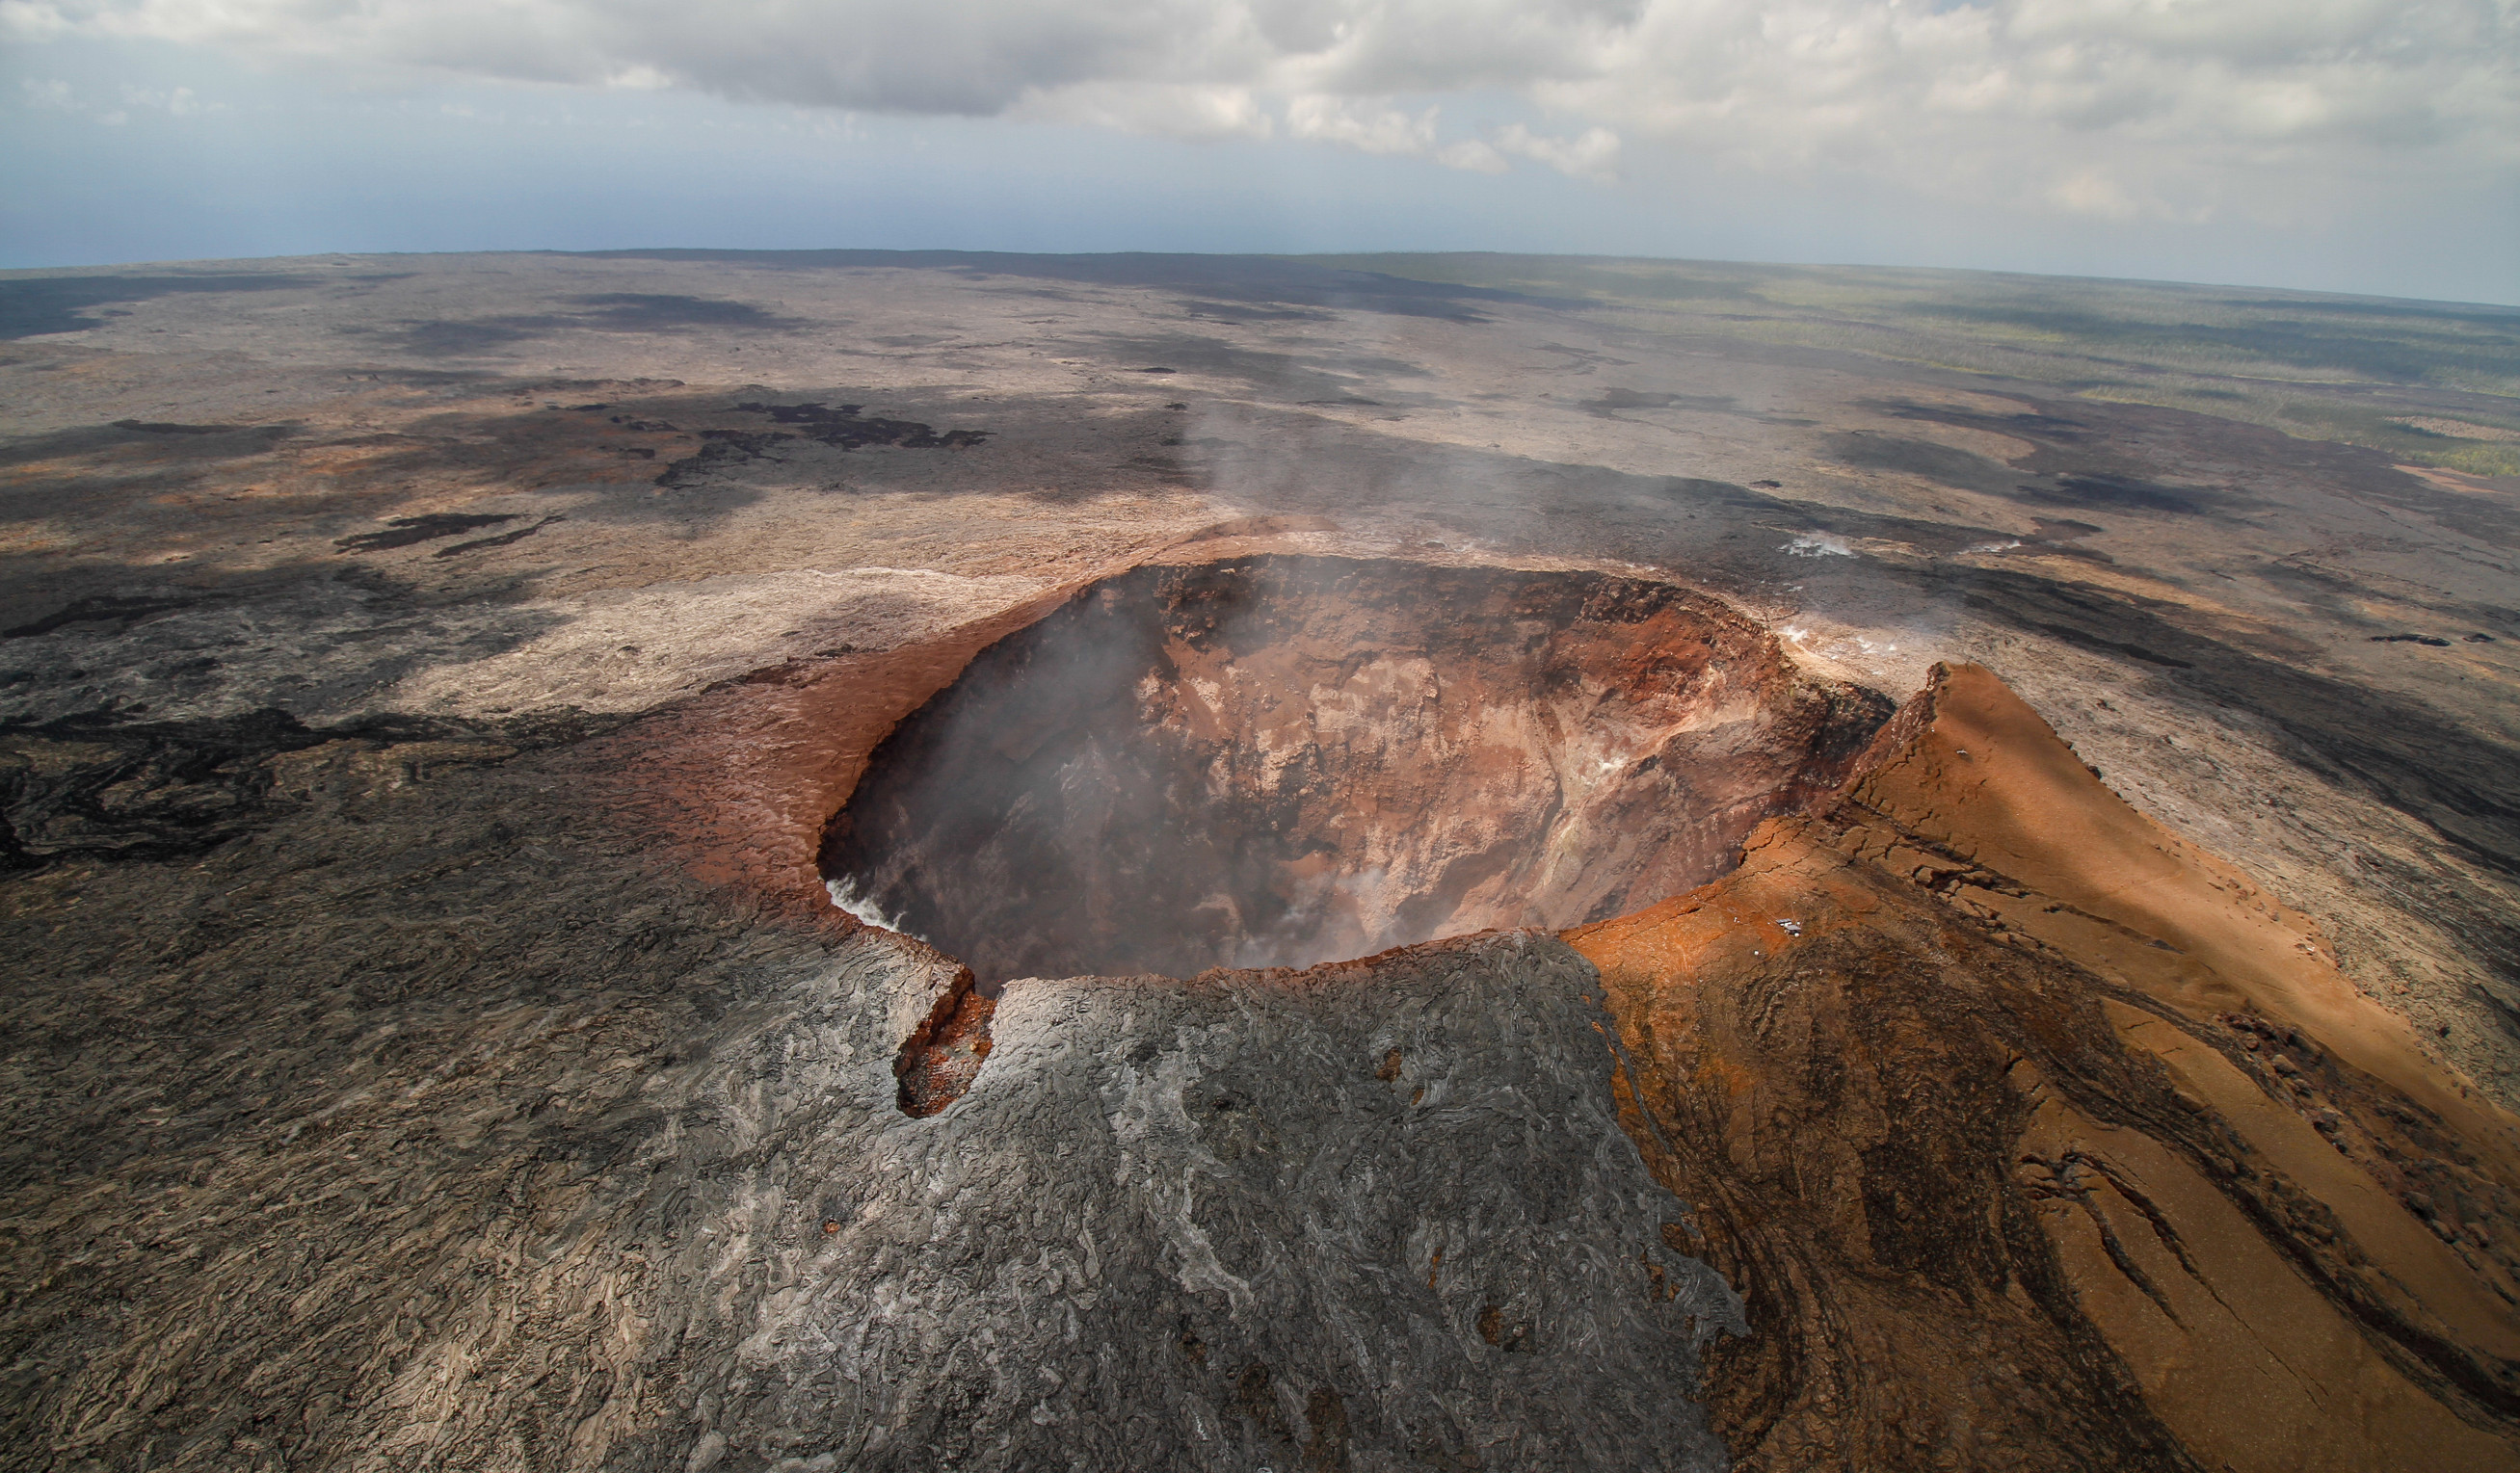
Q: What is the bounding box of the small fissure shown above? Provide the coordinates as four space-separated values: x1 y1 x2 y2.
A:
893 966 995 1118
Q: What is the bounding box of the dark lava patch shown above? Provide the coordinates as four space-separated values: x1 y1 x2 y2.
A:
335 513 520 554
1923 561 2520 883
731 401 991 450
571 249 1593 322
652 402 990 488
1585 389 1739 418
435 514 565 558
0 274 323 339
0 707 608 870
4 594 198 641
1827 427 2232 516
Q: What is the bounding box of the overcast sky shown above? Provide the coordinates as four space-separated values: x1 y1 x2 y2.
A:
5 0 2515 302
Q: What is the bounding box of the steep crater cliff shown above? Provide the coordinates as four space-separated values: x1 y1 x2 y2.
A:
820 556 1892 986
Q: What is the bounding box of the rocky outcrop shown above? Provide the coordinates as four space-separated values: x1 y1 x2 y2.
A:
1571 664 2520 1470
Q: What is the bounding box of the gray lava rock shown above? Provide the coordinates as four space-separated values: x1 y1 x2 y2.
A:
0 739 1733 1471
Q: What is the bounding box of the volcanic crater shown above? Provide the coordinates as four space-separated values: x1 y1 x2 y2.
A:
819 556 1894 988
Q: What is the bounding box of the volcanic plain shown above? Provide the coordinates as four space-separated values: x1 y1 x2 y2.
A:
4 250 2520 1471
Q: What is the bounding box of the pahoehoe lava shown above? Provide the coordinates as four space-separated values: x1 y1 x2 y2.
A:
821 556 1893 984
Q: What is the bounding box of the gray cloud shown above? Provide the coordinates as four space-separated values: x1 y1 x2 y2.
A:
8 0 2512 203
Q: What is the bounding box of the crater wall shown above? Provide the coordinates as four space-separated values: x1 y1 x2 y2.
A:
823 557 1891 982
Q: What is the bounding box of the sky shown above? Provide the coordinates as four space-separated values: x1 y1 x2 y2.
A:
4 0 2516 303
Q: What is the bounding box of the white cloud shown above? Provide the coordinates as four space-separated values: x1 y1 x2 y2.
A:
1281 95 1576 177
1496 121 1620 182
603 63 672 92
1436 138 1509 173
2047 169 2143 222
121 81 198 113
18 70 217 120
5 0 2511 214
1021 81 1275 140
0 1 74 39
1545 0 2516 218
1285 94 1436 156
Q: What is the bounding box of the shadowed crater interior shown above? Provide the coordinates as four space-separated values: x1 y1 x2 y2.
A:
821 556 1891 984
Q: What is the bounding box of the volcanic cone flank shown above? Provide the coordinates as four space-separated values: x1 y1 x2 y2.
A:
1569 663 2520 1470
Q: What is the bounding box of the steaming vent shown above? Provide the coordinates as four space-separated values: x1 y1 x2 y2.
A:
822 556 1890 986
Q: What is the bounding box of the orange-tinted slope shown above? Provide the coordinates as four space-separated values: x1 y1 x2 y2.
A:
1569 663 2520 1472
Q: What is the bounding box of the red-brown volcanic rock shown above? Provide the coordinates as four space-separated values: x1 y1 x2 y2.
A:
581 589 1081 926
820 556 1892 983
1571 665 2520 1471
